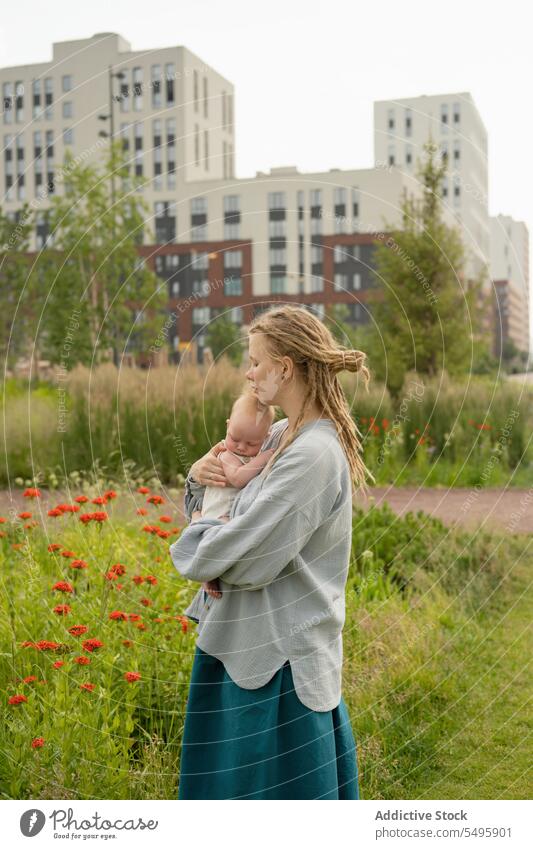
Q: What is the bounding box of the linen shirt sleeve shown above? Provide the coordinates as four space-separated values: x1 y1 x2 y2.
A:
169 443 338 590
183 474 205 521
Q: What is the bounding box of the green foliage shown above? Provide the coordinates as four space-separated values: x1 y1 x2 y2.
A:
366 140 491 396
205 315 243 366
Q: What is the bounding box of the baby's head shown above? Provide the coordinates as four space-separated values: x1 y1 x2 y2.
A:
225 392 275 457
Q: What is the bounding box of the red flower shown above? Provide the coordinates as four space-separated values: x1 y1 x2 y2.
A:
109 563 126 576
0 517 6 523
74 656 90 665
109 610 128 621
128 614 142 622
122 640 133 647
34 640 61 651
47 508 63 518
176 616 189 633
23 488 41 498
136 623 147 631
80 511 108 523
140 598 152 607
145 575 157 585
136 508 148 516
23 675 38 684
132 575 144 585
156 529 171 539
31 737 45 749
61 550 77 558
53 604 72 616
57 504 80 513
80 683 95 692
124 671 141 683
137 486 150 494
75 495 89 503
147 495 164 505
68 625 88 637
142 524 157 534
70 559 88 570
18 511 32 519
47 543 62 552
8 694 28 705
104 490 117 500
92 496 107 505
52 660 64 668
105 571 118 581
81 638 103 653
52 581 74 593
159 515 171 523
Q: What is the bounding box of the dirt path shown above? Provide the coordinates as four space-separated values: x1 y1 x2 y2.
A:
356 487 533 535
1 486 532 534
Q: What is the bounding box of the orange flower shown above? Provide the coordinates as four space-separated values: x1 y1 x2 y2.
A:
74 656 90 665
70 559 88 570
80 683 95 692
159 515 172 523
136 508 148 516
47 543 62 552
53 604 72 616
137 486 150 494
52 660 64 669
75 495 89 503
31 737 45 748
18 511 32 520
23 488 41 498
124 671 141 683
147 495 164 505
68 625 88 637
104 490 117 500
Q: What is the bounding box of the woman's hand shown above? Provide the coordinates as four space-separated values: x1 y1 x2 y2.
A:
189 441 227 487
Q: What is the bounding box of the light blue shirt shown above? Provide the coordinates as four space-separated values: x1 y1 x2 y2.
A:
169 418 353 711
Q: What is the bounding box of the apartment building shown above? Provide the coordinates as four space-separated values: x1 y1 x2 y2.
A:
374 92 490 281
490 214 530 355
1 32 235 246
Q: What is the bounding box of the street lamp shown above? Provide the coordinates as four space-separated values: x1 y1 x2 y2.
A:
98 66 126 212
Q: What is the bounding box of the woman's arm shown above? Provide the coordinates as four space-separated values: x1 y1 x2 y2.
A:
170 444 339 590
183 440 227 521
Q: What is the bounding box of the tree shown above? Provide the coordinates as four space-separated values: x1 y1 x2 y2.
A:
0 203 41 371
40 140 167 368
205 315 243 366
365 140 491 396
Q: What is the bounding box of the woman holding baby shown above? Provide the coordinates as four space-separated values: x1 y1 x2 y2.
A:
169 304 374 800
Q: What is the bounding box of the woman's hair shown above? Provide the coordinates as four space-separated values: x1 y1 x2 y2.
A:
248 304 376 496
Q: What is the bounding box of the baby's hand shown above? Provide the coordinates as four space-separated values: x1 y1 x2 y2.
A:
202 579 222 598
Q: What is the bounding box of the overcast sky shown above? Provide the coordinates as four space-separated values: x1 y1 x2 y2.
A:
2 0 531 327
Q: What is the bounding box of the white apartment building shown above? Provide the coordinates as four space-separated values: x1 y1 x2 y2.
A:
490 214 530 353
158 163 420 297
1 32 235 245
374 92 490 281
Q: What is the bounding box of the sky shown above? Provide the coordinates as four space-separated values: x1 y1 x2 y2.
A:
1 0 531 329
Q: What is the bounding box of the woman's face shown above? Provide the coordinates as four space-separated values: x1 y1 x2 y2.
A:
245 334 284 406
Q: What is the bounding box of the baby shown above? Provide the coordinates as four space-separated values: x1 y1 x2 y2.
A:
195 390 276 600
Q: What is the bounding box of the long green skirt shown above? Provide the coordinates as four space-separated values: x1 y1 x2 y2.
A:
177 645 360 800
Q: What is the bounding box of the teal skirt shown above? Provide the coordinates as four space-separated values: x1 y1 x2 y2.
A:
178 645 360 800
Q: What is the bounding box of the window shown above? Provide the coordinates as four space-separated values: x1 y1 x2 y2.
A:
453 102 460 124
333 187 346 205
311 245 323 264
224 276 243 296
151 65 161 107
441 103 448 132
387 107 395 131
192 307 210 325
222 90 227 128
270 274 286 294
165 64 175 104
229 307 243 323
405 108 412 137
442 176 448 198
133 67 143 110
268 219 286 238
194 124 199 166
191 197 207 215
203 76 208 117
268 191 286 210
224 250 242 269
192 251 209 269
310 189 322 207
62 101 73 119
16 81 24 122
3 82 13 124
193 70 199 111
333 245 346 264
310 275 323 292
334 215 345 234
334 273 347 292
269 247 286 266
204 129 209 170
351 187 359 219
120 71 130 112
310 217 322 235
62 75 72 92
224 194 240 213
32 80 41 120
43 78 53 119
63 127 73 145
405 144 412 165
388 144 395 166
353 273 361 290
453 140 460 164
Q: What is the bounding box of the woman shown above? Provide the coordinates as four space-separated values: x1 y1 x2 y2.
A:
169 304 374 800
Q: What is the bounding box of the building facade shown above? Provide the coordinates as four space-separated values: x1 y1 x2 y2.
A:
490 215 530 355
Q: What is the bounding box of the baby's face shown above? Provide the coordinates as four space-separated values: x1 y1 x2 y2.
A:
225 412 270 457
